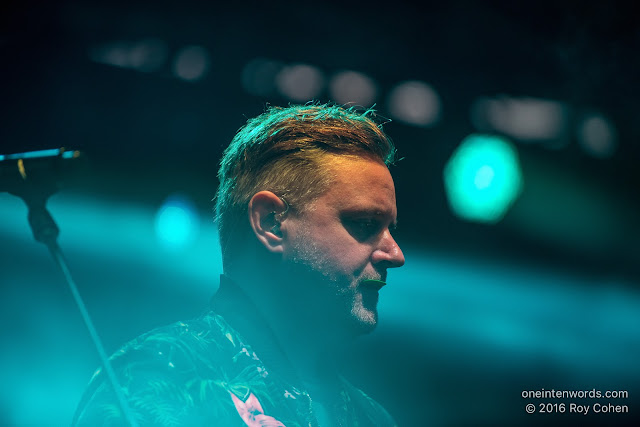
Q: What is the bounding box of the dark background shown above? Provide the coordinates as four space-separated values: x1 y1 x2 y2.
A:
1 1 639 425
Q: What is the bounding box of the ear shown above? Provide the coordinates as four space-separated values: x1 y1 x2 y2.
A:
248 191 288 253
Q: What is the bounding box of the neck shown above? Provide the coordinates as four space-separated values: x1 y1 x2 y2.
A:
218 272 352 385
261 296 348 384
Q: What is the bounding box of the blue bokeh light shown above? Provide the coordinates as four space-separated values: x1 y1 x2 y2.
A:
154 195 200 250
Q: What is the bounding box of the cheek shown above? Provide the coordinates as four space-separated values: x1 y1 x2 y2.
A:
289 218 372 275
318 234 372 275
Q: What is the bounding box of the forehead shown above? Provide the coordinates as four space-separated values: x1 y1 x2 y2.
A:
312 155 397 217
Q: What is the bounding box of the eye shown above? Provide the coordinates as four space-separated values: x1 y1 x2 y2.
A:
344 218 382 241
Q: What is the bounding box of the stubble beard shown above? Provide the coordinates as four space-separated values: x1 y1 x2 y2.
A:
286 235 379 336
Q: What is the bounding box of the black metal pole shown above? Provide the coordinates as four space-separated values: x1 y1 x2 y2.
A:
3 150 138 426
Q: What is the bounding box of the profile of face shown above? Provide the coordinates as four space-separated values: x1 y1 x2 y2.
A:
280 155 405 335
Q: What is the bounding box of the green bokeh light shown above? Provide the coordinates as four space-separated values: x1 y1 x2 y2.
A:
444 134 523 223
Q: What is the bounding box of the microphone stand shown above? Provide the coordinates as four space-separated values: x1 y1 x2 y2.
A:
4 152 138 426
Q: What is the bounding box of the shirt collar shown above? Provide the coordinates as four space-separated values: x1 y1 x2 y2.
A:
211 274 301 385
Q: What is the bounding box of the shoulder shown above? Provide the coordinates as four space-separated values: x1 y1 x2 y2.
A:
73 313 247 426
103 313 240 382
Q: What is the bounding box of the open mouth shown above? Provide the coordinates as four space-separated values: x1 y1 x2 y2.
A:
361 279 387 291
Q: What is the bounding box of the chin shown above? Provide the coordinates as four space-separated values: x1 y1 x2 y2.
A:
349 306 378 335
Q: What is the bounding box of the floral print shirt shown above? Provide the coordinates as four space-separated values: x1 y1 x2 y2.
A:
73 277 396 426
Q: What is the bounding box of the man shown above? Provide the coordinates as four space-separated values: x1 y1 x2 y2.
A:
73 103 405 426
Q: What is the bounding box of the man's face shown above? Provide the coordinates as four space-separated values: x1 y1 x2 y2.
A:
281 155 405 334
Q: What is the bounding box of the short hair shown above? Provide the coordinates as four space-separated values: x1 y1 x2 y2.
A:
215 103 396 272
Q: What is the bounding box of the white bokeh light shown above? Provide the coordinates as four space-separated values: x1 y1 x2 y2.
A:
328 70 378 107
275 64 324 102
88 39 168 72
471 96 567 142
387 80 442 126
577 113 617 159
172 45 210 82
128 39 168 72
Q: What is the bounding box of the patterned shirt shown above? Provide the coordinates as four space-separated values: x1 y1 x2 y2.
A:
73 277 396 426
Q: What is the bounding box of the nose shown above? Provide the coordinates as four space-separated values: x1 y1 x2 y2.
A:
371 229 405 268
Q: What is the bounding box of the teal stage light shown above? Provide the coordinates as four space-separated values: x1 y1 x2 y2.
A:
444 134 523 223
154 195 200 250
